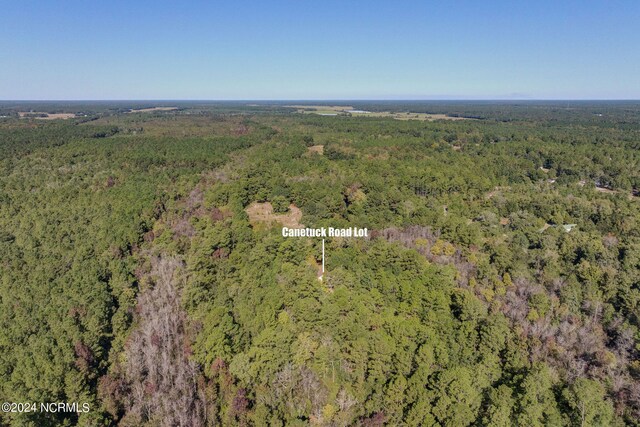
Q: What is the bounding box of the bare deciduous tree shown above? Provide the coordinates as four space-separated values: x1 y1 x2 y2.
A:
118 255 206 427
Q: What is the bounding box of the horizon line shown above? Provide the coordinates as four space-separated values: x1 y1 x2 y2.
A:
2 99 640 103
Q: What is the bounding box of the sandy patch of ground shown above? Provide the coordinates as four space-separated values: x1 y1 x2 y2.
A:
307 145 324 155
19 112 76 120
245 202 303 228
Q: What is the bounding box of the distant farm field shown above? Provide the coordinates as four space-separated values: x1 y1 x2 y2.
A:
128 106 178 113
286 105 471 121
18 112 76 120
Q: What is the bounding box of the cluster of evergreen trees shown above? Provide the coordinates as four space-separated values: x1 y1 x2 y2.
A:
0 103 639 425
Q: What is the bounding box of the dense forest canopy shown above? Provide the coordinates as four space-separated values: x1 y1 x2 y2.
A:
0 101 639 426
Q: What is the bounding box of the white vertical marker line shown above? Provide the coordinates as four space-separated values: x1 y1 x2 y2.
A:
322 239 325 273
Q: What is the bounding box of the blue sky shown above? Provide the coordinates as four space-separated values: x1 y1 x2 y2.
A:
1 0 638 100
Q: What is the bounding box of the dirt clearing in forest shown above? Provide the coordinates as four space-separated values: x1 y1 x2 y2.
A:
245 202 303 228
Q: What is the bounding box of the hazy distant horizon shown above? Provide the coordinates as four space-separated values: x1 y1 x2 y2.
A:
2 99 640 103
